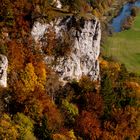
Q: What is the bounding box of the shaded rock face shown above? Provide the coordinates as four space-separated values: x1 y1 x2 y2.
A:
0 55 8 87
31 16 101 83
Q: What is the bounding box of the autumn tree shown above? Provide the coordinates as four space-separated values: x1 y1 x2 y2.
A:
53 129 77 140
75 110 102 140
22 87 63 138
10 63 38 103
8 40 25 72
0 113 36 140
79 76 99 93
0 114 19 140
102 106 140 140
82 92 104 117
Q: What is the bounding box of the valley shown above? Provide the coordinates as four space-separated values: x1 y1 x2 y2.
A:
103 0 140 74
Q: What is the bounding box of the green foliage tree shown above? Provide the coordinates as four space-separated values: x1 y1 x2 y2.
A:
0 0 14 28
100 72 115 119
61 99 79 125
34 115 52 140
13 113 36 140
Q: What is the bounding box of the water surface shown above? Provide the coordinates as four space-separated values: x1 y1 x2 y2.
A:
111 0 140 32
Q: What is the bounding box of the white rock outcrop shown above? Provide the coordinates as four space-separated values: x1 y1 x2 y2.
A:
31 16 101 83
53 0 62 8
0 55 8 87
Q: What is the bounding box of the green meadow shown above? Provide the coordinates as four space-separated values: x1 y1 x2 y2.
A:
103 14 140 74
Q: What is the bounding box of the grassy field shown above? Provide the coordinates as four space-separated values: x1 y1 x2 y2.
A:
103 13 140 74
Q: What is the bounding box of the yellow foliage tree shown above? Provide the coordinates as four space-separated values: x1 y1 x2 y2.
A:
13 63 38 102
34 61 47 90
20 63 37 92
53 130 77 140
0 114 19 140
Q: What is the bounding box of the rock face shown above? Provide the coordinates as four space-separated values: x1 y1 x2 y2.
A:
52 0 62 8
0 55 8 87
31 16 101 83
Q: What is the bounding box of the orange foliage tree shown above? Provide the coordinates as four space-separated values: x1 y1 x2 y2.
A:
23 87 63 139
8 40 25 72
83 92 104 117
102 106 140 140
75 110 102 140
24 87 63 129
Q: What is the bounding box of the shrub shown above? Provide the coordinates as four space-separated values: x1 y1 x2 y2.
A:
0 44 7 55
131 6 139 17
61 99 79 125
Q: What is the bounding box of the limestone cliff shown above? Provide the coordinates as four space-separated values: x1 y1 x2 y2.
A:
31 16 101 83
0 55 8 87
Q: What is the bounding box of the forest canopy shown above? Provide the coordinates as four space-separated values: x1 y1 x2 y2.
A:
0 0 140 140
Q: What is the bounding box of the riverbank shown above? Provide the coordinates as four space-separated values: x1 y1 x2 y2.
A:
100 0 131 44
111 1 140 32
101 0 131 22
100 0 139 31
102 12 140 74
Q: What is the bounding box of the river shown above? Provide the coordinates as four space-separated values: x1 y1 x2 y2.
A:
111 0 140 32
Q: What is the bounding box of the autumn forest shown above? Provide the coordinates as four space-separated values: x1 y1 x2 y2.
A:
0 0 140 140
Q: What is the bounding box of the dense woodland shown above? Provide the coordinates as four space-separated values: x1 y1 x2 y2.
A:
0 0 140 140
